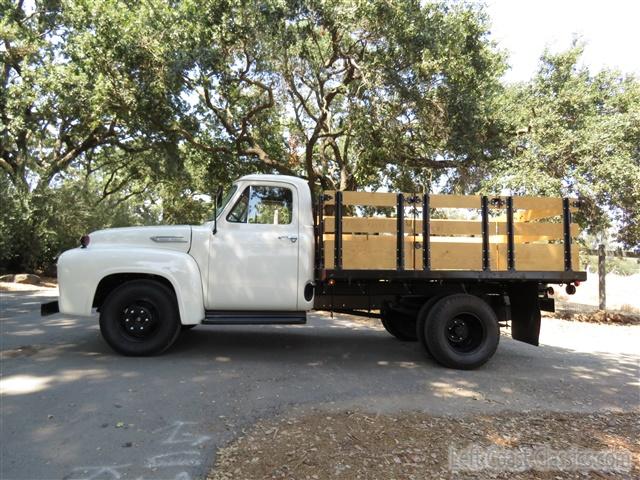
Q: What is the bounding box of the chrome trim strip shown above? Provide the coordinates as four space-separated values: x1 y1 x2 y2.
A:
150 236 189 243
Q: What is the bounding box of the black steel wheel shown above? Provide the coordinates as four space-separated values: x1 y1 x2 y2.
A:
445 314 485 353
120 302 159 339
99 280 181 356
380 303 418 341
419 294 499 369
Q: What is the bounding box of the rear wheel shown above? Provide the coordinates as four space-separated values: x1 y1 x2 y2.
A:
99 280 181 356
418 294 499 369
380 303 418 341
415 296 444 355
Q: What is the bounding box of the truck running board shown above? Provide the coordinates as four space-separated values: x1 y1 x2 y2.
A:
202 311 307 325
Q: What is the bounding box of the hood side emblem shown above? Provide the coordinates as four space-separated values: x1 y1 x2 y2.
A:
150 236 189 243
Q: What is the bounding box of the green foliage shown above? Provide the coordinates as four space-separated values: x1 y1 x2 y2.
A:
0 169 156 272
580 255 640 276
483 43 640 248
1 1 638 273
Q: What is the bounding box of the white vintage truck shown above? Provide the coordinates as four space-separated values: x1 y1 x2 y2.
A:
42 174 586 369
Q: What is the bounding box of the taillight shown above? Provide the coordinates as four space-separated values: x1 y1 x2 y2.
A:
80 235 90 248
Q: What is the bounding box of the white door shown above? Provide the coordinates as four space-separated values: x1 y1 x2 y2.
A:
208 182 299 310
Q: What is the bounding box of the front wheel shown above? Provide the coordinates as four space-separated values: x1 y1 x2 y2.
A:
99 280 181 356
418 294 499 370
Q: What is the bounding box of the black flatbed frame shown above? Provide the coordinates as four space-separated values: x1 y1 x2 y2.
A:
321 269 586 284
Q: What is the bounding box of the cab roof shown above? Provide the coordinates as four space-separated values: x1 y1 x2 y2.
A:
237 174 310 191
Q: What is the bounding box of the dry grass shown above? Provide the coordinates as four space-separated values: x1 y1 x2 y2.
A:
208 411 639 480
620 304 640 314
549 310 640 326
0 278 57 292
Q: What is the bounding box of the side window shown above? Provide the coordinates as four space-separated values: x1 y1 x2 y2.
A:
227 186 293 225
227 188 249 223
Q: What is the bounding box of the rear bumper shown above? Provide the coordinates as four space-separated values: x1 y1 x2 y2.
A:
41 301 59 316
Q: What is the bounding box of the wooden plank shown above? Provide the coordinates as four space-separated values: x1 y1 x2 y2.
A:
324 236 413 270
324 217 483 235
572 245 581 272
479 195 576 211
323 191 397 207
495 244 580 271
492 222 580 241
428 195 481 209
414 242 484 270
515 207 578 222
416 235 482 243
423 220 482 236
494 243 507 270
324 216 579 241
323 191 481 209
515 208 562 221
513 196 563 211
324 216 399 234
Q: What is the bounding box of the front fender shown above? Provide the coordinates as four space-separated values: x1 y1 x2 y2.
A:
57 247 205 324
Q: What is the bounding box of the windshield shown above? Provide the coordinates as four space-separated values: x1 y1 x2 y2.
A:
214 184 238 220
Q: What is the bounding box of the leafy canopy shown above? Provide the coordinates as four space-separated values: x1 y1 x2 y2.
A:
1 1 638 272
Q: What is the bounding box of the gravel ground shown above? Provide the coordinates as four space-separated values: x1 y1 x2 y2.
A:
1 289 639 480
208 411 639 480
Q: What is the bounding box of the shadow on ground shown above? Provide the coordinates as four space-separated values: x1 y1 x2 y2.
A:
1 291 638 480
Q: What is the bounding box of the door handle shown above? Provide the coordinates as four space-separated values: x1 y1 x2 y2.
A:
278 235 298 243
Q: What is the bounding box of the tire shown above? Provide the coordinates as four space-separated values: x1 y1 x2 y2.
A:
99 280 181 356
380 303 418 341
181 324 197 331
419 294 499 370
415 296 445 355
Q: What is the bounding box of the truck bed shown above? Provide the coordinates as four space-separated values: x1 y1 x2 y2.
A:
316 190 586 284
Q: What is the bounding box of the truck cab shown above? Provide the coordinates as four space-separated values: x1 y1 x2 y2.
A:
51 175 315 357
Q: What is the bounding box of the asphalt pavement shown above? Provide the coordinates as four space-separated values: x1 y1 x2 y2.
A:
1 290 638 480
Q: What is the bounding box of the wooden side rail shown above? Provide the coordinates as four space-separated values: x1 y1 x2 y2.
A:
323 191 482 209
323 190 577 215
322 216 579 241
317 190 581 272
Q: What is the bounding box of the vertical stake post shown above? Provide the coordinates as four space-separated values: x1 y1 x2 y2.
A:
562 198 572 271
506 196 515 271
481 196 490 271
318 194 325 272
397 193 405 271
422 193 430 270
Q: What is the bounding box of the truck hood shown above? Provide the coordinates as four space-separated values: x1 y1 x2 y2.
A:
88 225 192 253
